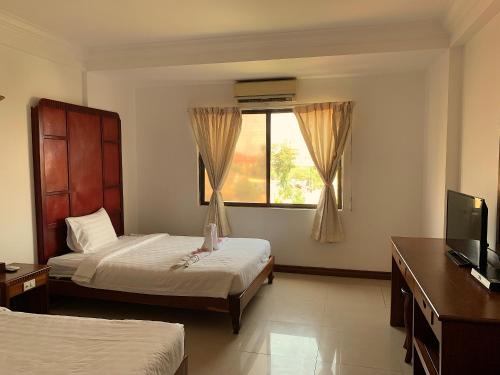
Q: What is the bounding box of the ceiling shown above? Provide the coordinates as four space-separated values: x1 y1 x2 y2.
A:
0 0 450 48
90 50 443 85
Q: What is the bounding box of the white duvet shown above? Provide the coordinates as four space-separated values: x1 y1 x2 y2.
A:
0 307 184 375
62 234 271 298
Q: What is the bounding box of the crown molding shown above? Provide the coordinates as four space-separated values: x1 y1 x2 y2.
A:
0 10 85 69
86 20 449 71
444 0 500 45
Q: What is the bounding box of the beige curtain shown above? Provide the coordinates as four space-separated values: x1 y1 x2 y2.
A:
189 107 242 236
294 102 353 243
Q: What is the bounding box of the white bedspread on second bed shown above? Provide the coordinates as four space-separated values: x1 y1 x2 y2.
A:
0 307 184 375
51 234 271 298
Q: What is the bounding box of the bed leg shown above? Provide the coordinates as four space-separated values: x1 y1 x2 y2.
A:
229 296 241 334
231 311 241 334
268 271 274 284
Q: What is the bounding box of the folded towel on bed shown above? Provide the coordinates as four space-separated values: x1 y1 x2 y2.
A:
202 223 228 251
214 237 227 250
201 223 229 251
200 223 217 252
173 223 227 269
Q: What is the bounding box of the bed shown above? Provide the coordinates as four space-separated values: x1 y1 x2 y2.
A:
0 307 187 374
31 99 274 333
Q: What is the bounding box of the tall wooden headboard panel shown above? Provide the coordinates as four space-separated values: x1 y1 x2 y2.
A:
32 99 124 264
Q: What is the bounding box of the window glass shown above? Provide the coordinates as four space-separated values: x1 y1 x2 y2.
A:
202 110 341 208
205 113 267 203
270 112 339 205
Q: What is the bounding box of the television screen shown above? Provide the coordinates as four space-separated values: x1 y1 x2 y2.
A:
446 190 487 268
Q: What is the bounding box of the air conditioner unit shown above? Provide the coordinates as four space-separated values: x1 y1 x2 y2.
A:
234 78 296 105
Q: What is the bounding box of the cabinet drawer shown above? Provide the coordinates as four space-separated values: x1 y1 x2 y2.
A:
414 285 441 340
8 272 48 299
393 247 414 290
393 247 406 276
404 268 415 290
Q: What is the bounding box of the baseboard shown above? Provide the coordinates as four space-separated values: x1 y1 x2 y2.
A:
274 264 391 280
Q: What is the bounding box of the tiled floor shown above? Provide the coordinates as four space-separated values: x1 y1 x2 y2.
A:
50 273 413 375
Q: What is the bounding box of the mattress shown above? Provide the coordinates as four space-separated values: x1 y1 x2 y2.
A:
0 307 184 375
48 234 271 298
49 251 86 278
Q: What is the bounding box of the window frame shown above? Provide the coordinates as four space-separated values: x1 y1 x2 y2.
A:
198 108 343 209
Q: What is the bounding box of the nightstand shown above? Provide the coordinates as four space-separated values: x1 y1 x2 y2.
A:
0 263 50 313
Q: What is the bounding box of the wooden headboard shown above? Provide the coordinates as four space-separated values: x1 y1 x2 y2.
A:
32 99 124 264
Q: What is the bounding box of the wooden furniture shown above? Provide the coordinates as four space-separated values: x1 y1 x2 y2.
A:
0 263 50 313
31 98 274 334
32 98 124 264
391 237 500 375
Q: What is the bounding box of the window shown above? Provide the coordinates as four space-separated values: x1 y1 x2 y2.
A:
199 109 342 208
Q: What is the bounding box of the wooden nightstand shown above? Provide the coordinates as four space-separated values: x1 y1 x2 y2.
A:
0 263 50 313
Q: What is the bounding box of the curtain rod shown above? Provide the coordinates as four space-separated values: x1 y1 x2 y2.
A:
187 101 352 112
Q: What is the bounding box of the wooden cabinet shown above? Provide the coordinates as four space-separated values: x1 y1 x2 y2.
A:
0 263 51 313
391 237 500 375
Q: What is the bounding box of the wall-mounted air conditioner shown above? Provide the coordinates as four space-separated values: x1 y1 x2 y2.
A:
234 78 296 105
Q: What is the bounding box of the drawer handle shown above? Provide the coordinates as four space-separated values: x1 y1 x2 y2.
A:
431 311 434 325
422 299 426 309
398 259 402 265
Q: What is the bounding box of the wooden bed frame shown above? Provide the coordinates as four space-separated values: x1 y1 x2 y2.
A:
31 98 274 334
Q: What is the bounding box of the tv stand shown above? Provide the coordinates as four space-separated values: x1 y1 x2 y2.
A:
391 237 500 375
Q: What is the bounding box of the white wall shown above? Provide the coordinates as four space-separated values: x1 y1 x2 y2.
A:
86 73 139 234
421 51 450 238
0 45 83 263
420 46 464 238
460 11 500 249
135 73 425 272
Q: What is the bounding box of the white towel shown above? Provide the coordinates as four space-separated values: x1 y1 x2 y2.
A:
202 223 227 250
200 223 217 252
214 237 227 250
173 223 221 269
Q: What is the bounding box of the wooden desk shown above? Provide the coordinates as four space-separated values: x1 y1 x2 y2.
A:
391 237 500 375
0 263 50 313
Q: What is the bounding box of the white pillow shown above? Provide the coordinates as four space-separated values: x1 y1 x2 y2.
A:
65 208 117 253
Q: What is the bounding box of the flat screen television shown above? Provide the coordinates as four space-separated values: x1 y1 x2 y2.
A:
446 190 488 269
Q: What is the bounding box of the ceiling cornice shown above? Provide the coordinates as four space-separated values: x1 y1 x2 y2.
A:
86 20 449 71
444 0 500 45
0 10 85 68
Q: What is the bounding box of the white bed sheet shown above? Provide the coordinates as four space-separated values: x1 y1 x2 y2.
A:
49 234 271 298
0 307 184 375
48 251 86 278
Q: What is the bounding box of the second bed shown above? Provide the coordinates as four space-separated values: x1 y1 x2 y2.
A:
0 307 186 375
